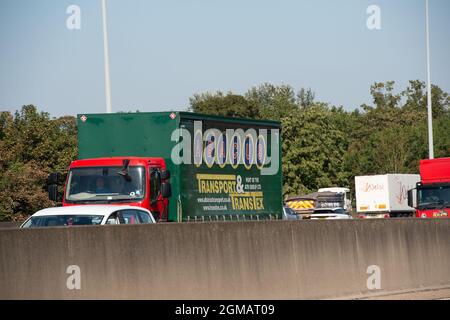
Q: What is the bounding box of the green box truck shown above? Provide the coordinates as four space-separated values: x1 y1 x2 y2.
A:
49 112 282 222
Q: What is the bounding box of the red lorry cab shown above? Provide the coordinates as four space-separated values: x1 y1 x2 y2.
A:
59 157 171 221
410 158 450 218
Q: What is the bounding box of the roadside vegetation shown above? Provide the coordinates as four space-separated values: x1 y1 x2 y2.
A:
1 80 449 221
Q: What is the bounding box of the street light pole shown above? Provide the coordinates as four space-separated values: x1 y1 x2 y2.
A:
425 0 434 159
101 0 112 113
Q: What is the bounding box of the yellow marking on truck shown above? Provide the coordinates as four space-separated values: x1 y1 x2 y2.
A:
229 192 265 210
198 179 237 194
359 206 369 210
376 204 387 209
196 174 236 181
286 200 315 210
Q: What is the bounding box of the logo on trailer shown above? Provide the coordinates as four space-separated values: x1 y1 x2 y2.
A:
193 129 203 167
170 120 279 174
216 133 227 168
80 115 87 122
204 131 216 168
256 135 266 169
231 133 242 169
244 134 255 169
169 112 177 120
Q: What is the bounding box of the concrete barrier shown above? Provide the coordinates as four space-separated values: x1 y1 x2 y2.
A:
0 219 449 299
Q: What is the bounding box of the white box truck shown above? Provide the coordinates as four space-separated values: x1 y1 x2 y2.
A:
355 174 420 218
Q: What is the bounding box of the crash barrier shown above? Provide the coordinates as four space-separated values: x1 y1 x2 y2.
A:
0 219 449 299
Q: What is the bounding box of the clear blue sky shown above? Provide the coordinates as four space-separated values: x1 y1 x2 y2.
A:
0 0 449 117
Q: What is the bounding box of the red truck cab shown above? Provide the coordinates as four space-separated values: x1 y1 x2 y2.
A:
49 157 172 221
408 158 450 218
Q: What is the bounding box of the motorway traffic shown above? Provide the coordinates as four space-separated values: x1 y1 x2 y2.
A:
15 112 450 228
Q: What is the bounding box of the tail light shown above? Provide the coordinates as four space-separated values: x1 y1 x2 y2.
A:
383 214 390 219
358 215 365 219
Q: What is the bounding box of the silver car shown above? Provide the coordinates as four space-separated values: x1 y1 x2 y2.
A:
310 208 353 220
282 206 302 220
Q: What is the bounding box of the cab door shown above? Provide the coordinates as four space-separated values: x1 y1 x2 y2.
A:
149 167 168 221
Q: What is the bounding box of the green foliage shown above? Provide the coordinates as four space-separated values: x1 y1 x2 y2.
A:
1 81 449 220
189 92 260 119
189 80 450 199
282 105 349 195
0 106 77 221
245 83 298 120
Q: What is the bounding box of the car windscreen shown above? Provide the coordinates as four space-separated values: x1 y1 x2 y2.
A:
22 215 104 228
313 210 334 214
313 209 346 214
65 166 145 203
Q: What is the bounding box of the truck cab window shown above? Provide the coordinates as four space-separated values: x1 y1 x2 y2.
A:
150 169 162 203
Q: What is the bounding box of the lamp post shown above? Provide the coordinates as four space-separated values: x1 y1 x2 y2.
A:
101 0 112 113
425 0 434 159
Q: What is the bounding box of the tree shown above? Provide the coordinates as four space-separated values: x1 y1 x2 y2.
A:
245 83 297 120
2 80 449 220
282 105 349 196
364 81 401 110
402 80 450 118
187 80 450 200
0 105 77 221
297 88 315 109
189 92 260 119
434 115 450 158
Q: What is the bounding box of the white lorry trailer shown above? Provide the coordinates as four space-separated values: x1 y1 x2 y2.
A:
355 174 420 218
317 187 352 212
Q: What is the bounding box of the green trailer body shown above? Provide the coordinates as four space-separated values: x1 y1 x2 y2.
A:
77 112 282 222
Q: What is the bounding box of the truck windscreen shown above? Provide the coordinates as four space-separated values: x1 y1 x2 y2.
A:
65 166 145 203
418 185 450 209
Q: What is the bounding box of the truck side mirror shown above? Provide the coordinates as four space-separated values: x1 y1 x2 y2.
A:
407 189 416 208
161 182 172 198
48 172 61 185
48 184 59 202
161 170 171 180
